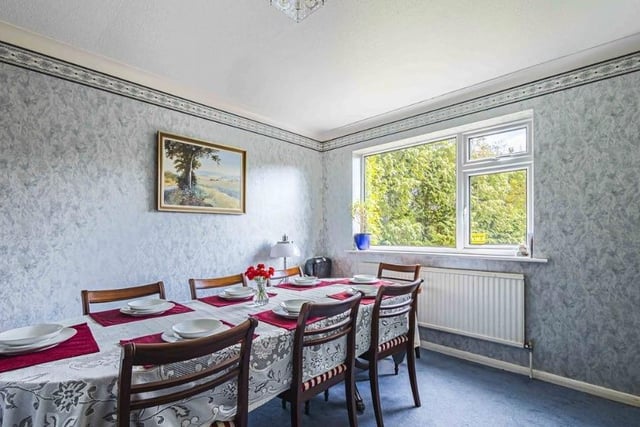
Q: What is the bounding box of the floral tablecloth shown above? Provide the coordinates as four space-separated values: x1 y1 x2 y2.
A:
0 283 408 426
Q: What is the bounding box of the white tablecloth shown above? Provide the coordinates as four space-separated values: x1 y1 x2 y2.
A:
0 282 408 426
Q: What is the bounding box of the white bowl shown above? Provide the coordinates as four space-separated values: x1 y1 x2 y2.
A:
225 287 254 297
294 276 317 284
172 318 222 339
281 299 311 313
353 274 377 282
0 323 64 346
127 298 167 311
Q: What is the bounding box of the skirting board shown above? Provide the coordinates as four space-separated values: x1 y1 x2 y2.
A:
421 341 640 408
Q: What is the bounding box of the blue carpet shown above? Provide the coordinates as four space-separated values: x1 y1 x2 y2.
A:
248 350 640 426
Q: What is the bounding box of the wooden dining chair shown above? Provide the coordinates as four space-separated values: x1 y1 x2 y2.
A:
279 294 362 427
269 265 303 285
81 281 166 315
117 317 258 427
188 273 247 300
377 262 422 360
358 279 423 427
377 262 421 283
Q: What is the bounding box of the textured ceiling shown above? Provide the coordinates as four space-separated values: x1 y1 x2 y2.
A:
0 0 639 141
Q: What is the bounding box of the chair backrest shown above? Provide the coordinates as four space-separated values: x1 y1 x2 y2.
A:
269 266 303 285
117 317 258 427
369 279 423 354
188 273 247 300
377 262 421 283
291 294 362 389
81 281 166 315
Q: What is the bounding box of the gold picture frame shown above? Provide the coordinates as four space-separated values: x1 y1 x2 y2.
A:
157 132 246 214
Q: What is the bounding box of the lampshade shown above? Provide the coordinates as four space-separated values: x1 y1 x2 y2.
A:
270 234 301 258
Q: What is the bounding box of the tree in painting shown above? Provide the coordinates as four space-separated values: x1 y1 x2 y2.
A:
165 140 220 191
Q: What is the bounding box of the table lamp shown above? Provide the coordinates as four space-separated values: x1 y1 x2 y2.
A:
270 234 301 271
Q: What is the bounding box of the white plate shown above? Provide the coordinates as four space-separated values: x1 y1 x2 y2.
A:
290 279 320 287
220 288 254 299
127 298 168 311
0 327 77 355
281 299 312 313
347 285 379 297
272 306 300 319
120 302 174 317
350 277 378 284
161 325 226 343
172 318 222 339
225 287 254 296
0 323 64 346
353 274 377 282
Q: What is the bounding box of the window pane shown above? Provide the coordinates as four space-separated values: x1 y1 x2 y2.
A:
468 127 526 161
364 138 457 247
469 169 526 246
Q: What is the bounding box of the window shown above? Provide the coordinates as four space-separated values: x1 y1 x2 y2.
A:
358 111 533 254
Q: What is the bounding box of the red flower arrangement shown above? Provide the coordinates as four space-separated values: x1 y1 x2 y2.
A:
245 263 275 281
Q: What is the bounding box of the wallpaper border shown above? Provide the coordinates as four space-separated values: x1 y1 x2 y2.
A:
1 40 639 153
322 50 640 151
0 41 320 151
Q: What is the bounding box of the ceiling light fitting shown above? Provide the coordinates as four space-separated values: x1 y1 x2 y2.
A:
270 0 325 22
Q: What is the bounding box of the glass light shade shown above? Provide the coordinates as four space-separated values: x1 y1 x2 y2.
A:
270 0 325 22
270 241 301 258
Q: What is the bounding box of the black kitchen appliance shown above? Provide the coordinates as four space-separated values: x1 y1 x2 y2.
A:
303 257 332 278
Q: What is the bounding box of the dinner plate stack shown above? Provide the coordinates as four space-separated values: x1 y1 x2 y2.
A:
219 287 255 300
273 299 311 319
291 276 319 287
350 274 378 284
120 299 175 317
162 318 224 342
0 323 77 355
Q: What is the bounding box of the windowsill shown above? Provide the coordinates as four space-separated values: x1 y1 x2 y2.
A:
345 248 548 263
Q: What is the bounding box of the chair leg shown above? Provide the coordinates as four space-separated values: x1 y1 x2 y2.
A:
304 400 310 415
415 346 421 359
407 346 421 407
291 400 303 427
324 388 329 401
281 398 287 409
392 350 406 375
345 375 358 427
369 359 384 427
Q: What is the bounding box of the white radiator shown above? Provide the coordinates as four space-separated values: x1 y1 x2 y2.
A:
355 262 525 348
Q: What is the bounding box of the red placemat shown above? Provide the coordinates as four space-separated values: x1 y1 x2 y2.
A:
252 309 323 331
0 323 100 373
90 302 194 327
327 291 379 305
119 319 258 346
199 292 277 307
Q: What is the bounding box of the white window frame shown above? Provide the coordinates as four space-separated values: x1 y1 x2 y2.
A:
356 110 534 256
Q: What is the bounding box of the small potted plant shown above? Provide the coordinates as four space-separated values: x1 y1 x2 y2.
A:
352 200 371 250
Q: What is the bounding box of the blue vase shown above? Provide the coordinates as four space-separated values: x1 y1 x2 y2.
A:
354 233 371 250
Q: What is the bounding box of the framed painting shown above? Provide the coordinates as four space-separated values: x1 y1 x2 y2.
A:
157 132 246 214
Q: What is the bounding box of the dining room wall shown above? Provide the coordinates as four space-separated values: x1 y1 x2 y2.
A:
0 61 323 330
322 70 640 396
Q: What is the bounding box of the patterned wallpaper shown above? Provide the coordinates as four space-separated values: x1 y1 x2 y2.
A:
1 47 639 398
323 72 640 395
0 62 323 329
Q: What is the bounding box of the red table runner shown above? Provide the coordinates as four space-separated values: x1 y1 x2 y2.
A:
199 292 277 307
89 302 194 327
0 323 99 373
252 310 323 331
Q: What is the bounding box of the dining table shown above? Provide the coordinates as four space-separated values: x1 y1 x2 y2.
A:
0 278 409 426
